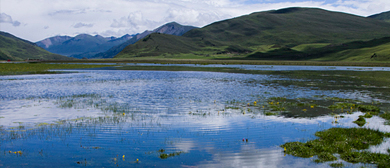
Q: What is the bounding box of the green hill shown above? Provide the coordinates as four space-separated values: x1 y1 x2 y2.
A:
116 7 390 60
247 37 390 62
116 33 199 58
0 31 72 61
92 22 197 59
369 10 390 22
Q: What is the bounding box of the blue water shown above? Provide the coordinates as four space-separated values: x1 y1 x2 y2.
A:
0 66 388 167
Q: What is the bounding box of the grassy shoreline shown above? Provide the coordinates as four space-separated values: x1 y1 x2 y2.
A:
40 59 390 67
0 63 116 76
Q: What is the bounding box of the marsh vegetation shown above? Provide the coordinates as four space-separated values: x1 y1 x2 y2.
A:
1 64 390 167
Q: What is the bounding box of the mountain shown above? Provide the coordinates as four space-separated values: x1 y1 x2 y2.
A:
116 7 390 59
90 22 197 59
0 31 72 61
36 34 133 58
368 10 390 22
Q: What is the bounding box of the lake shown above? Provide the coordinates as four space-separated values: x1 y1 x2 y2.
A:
1 64 389 167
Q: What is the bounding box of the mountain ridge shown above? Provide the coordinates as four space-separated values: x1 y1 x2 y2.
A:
368 10 390 22
116 7 390 59
0 31 73 61
90 22 197 59
36 33 134 58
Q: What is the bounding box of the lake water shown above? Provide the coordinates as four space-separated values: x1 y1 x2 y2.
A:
1 65 389 167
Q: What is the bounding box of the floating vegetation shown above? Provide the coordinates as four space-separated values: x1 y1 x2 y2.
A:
353 116 366 127
357 105 380 115
314 152 337 163
8 151 23 155
380 112 390 125
329 162 344 168
265 112 278 116
281 128 390 166
159 151 184 159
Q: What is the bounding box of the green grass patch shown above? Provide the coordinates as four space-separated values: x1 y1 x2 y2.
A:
159 151 184 159
380 112 390 125
329 162 344 168
291 43 330 52
265 112 278 116
281 127 390 166
0 63 115 75
353 116 366 127
357 105 380 115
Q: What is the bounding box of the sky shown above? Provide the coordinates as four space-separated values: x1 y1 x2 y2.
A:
0 0 389 42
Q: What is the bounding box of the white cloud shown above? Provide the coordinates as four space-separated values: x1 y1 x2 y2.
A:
0 13 21 27
1 0 390 42
73 22 94 28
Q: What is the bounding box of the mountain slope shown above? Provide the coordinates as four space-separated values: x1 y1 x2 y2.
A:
369 10 390 22
91 22 197 59
117 7 390 59
247 37 390 61
36 34 133 58
0 31 72 61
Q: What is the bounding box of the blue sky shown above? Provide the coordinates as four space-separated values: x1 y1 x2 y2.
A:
1 0 389 42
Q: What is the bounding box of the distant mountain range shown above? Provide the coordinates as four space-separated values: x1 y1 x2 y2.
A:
35 22 197 59
91 22 197 59
2 8 390 62
36 34 133 58
116 7 390 61
0 31 72 61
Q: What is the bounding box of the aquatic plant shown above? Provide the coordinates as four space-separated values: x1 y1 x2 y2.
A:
357 105 380 115
281 127 390 166
380 112 390 125
159 151 184 159
329 162 344 168
353 116 366 127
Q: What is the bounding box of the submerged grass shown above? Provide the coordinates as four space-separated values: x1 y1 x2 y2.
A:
281 128 390 166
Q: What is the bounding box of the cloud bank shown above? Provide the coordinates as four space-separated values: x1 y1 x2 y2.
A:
0 0 389 42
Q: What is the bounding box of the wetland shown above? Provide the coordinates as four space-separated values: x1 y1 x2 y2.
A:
1 63 390 167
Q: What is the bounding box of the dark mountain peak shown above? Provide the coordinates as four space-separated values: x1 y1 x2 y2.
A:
369 10 390 21
153 22 197 36
36 35 72 48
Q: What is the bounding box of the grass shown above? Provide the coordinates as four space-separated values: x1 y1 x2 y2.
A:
0 63 115 75
112 8 390 62
281 128 390 165
380 112 390 125
353 116 366 127
329 162 344 168
159 151 184 159
0 32 71 61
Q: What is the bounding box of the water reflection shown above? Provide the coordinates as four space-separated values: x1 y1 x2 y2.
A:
1 68 389 167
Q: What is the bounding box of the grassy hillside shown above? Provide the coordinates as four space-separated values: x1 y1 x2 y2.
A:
369 10 390 22
248 37 390 62
117 7 390 59
92 22 197 59
115 33 199 58
0 31 72 61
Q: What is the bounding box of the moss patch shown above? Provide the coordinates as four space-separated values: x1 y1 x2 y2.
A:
353 116 366 127
159 151 184 159
281 128 390 166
